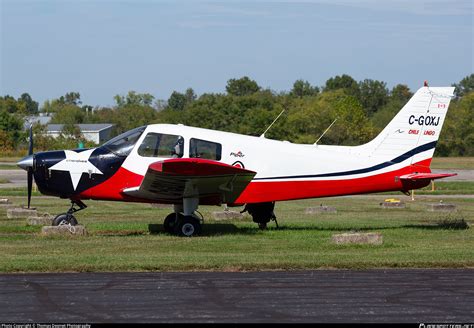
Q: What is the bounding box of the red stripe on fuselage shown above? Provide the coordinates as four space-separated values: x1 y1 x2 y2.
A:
79 159 432 204
79 167 144 201
235 159 432 204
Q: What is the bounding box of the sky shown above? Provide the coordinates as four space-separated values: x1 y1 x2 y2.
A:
1 0 473 107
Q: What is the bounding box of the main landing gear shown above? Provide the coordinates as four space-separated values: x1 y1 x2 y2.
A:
162 199 279 236
241 202 278 230
163 198 203 237
52 200 87 226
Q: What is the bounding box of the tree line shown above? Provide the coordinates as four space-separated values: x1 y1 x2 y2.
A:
0 74 472 157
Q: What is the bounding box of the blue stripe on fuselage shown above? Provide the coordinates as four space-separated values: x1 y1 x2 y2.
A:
253 141 437 181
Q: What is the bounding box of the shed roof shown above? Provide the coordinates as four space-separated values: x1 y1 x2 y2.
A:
47 124 114 133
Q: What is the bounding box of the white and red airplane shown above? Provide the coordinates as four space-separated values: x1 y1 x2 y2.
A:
17 85 456 236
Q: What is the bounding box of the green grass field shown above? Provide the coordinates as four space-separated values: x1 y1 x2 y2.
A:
0 194 472 272
430 157 474 170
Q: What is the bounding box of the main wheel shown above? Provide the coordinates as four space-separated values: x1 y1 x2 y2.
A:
175 216 202 237
52 213 78 226
163 213 180 234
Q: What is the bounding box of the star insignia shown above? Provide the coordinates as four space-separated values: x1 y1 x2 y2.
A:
49 149 103 190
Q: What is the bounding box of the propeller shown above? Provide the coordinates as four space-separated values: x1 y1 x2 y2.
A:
17 125 34 208
27 125 33 208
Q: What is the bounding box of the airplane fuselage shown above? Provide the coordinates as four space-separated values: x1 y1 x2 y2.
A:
32 123 434 205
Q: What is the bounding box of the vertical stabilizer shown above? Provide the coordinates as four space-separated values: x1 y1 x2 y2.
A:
361 86 455 166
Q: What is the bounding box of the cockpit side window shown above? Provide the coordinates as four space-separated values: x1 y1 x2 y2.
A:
189 138 221 160
101 126 146 157
138 133 184 158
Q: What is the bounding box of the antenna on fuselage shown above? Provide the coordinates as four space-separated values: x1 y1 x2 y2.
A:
260 109 285 138
314 118 338 145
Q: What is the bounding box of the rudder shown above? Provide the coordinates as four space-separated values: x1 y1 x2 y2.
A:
361 86 455 167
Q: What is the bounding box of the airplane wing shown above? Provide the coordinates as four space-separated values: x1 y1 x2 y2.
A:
122 158 256 205
400 172 457 181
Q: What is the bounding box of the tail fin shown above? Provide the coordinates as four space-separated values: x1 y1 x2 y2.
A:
362 86 455 166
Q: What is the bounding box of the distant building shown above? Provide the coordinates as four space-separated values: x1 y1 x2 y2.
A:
46 124 114 144
24 114 52 129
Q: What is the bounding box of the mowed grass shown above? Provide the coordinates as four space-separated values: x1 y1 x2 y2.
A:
382 181 474 195
0 194 472 272
431 157 474 169
0 157 21 163
0 164 16 170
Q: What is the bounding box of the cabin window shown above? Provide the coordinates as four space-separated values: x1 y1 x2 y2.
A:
189 138 222 160
138 133 184 158
101 126 146 157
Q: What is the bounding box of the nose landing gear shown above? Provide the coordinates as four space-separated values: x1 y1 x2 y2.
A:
52 200 87 226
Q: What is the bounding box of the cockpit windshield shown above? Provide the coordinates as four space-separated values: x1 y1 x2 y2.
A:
101 126 146 157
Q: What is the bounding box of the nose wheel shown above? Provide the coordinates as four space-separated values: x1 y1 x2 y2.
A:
52 200 87 226
52 213 78 226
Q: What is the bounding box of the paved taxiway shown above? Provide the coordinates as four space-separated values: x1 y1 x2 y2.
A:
1 270 473 323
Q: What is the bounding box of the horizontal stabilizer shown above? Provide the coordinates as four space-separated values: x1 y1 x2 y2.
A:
400 172 457 181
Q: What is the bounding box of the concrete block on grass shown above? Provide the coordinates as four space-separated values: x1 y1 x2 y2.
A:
305 206 337 214
27 214 53 226
380 201 406 209
332 232 383 245
212 210 244 221
41 225 88 236
7 207 37 219
427 202 457 212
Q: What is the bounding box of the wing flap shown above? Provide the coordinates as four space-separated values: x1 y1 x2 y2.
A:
123 158 256 204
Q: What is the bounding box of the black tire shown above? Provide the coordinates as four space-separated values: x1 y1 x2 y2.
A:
175 216 202 237
52 213 78 226
163 213 180 234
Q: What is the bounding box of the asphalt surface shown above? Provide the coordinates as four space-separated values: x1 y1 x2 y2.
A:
1 270 473 323
0 170 26 189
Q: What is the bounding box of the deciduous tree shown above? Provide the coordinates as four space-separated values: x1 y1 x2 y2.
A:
226 77 260 96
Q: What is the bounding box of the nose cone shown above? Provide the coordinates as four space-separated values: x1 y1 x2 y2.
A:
17 155 34 171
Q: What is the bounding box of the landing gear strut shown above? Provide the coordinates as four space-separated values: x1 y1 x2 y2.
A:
52 200 87 226
241 202 278 230
163 198 203 237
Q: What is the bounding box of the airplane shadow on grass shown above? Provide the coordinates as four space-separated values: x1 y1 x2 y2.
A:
142 221 469 237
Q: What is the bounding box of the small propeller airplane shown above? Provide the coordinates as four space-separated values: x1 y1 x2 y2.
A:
17 85 456 236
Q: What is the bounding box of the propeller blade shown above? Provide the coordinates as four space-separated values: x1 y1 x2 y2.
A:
27 124 34 208
27 168 33 209
28 124 33 155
